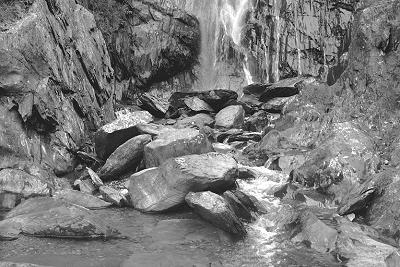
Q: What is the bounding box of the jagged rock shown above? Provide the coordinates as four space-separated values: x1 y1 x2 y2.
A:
74 179 96 195
185 191 246 236
94 110 153 160
53 189 112 209
129 153 238 212
0 169 52 209
175 114 215 129
1 197 120 239
98 134 152 181
78 0 200 92
144 128 213 168
336 217 399 266
184 97 214 112
138 93 168 118
223 191 255 222
167 90 238 117
0 0 114 174
86 167 104 187
215 105 245 129
290 122 378 203
291 210 337 253
99 185 128 207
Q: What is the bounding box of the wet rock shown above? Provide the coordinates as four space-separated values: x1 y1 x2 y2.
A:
215 105 245 129
2 197 120 239
121 252 223 267
0 0 114 174
144 128 213 168
86 167 104 187
138 93 168 118
175 114 215 129
94 111 153 160
212 143 235 154
214 128 244 143
185 191 246 236
53 189 112 209
129 153 238 212
98 134 152 181
74 179 96 195
184 97 214 112
291 210 337 253
99 185 128 207
79 0 200 92
244 110 270 132
0 169 52 209
336 217 399 266
223 191 255 222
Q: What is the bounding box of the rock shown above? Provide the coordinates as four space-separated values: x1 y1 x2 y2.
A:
185 191 246 236
291 209 337 253
53 189 112 209
225 132 262 143
121 252 223 267
79 0 200 92
129 153 238 212
0 262 50 267
136 123 175 137
212 143 235 154
223 191 255 222
184 97 214 112
144 128 213 168
261 96 296 113
0 0 114 174
0 169 52 208
99 185 128 207
259 86 299 103
244 110 270 132
215 105 245 129
3 197 120 239
94 111 153 160
86 167 104 187
0 220 20 241
75 179 96 195
336 217 399 266
214 128 244 143
98 134 152 181
138 93 169 118
175 114 215 129
167 90 238 117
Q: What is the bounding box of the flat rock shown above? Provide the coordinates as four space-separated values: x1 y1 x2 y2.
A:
3 197 120 239
129 153 238 212
98 134 152 181
95 110 153 160
53 189 112 209
175 114 215 129
185 191 246 236
183 97 214 112
215 105 245 129
144 128 213 168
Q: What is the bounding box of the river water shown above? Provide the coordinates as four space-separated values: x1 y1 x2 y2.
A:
0 169 342 267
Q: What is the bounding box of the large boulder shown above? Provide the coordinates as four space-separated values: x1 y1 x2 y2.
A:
0 169 52 210
78 0 200 93
0 0 114 174
94 111 153 160
215 105 245 129
144 128 213 168
129 153 238 212
0 197 120 239
138 93 169 118
98 134 152 181
185 191 246 236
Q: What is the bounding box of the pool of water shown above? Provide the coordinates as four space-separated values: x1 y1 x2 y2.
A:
0 173 342 267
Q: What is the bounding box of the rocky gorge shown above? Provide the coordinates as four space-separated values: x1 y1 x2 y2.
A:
1 0 400 266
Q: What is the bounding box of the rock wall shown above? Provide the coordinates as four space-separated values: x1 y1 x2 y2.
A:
78 0 201 98
0 0 114 175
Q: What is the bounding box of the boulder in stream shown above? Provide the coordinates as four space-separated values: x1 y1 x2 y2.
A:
185 191 246 236
144 128 213 168
129 153 238 212
215 105 245 129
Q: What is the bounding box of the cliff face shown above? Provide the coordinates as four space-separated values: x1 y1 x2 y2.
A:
0 0 114 175
78 0 201 97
